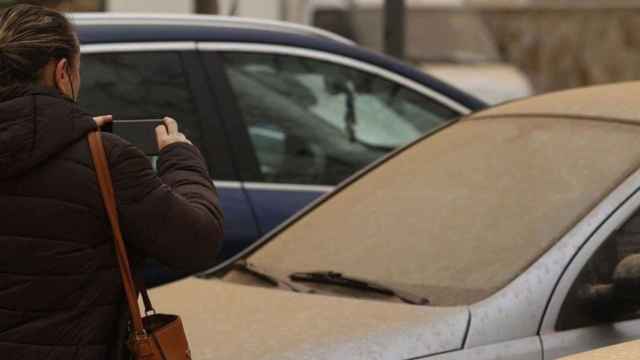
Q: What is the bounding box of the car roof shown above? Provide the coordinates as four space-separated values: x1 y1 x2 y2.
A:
69 13 354 44
469 81 640 123
70 13 486 112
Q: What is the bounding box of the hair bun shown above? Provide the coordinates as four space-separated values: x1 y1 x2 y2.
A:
0 4 78 88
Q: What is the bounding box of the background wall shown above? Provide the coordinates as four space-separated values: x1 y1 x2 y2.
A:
313 2 640 94
218 0 279 18
480 7 640 93
108 0 192 13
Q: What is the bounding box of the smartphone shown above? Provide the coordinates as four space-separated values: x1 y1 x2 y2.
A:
102 119 164 155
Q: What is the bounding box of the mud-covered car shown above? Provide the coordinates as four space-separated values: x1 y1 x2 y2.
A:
559 340 640 360
152 82 640 359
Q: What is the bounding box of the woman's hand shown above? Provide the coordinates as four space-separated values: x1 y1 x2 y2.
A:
156 117 192 151
93 114 113 128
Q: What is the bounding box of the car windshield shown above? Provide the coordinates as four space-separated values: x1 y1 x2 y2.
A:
245 116 640 306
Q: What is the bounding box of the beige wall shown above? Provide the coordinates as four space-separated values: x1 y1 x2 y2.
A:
107 0 193 13
480 7 640 93
218 0 280 18
315 3 640 94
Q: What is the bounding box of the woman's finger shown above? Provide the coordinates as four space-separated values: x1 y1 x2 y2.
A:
163 116 178 135
179 134 192 145
155 124 168 148
93 115 113 127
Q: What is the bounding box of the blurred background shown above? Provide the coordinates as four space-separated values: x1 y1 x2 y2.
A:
3 0 640 103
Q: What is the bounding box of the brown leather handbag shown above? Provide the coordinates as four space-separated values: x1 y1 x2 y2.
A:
88 131 192 360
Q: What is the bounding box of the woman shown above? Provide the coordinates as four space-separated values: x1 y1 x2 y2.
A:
0 4 223 359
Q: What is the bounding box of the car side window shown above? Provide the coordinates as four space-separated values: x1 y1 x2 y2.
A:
221 52 458 186
557 212 640 331
79 51 204 155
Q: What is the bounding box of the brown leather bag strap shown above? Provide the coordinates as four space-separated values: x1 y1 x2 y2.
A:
135 272 155 315
87 131 146 337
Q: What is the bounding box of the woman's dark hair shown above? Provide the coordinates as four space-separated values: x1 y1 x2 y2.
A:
0 4 79 99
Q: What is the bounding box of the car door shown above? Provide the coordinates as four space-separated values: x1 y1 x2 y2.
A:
540 184 640 359
78 42 260 269
199 43 467 234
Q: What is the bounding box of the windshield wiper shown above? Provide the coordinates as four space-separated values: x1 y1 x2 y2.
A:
289 271 429 305
233 260 315 294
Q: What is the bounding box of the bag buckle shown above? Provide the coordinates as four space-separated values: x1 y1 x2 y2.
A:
133 329 148 341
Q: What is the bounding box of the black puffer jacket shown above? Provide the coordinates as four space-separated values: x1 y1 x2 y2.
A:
0 87 224 359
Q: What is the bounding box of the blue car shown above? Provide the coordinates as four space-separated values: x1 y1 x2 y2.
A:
71 14 485 282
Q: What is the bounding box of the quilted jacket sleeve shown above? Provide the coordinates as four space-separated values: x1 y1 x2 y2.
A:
102 133 224 274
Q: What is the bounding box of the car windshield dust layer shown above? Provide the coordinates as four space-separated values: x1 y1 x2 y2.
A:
249 117 640 306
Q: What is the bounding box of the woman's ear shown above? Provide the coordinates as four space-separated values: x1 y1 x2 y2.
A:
53 57 72 97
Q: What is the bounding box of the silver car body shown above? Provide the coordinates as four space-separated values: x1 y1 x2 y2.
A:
154 280 469 359
152 82 640 359
558 340 640 360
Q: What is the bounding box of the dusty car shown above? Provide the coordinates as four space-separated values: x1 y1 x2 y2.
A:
151 82 640 359
559 340 640 360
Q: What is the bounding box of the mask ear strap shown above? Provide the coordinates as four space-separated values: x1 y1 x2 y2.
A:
65 61 76 102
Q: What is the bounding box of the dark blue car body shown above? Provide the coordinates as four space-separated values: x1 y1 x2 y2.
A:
72 14 485 284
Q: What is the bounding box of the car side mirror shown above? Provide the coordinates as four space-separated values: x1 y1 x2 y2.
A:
612 254 640 300
576 254 640 322
580 254 640 302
